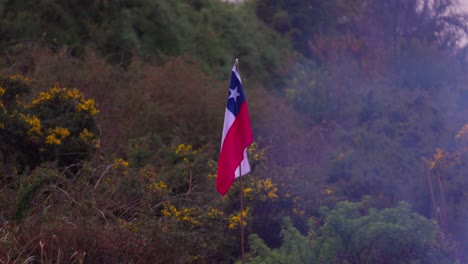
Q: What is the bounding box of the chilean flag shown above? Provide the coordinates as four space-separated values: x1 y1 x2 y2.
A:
216 63 253 195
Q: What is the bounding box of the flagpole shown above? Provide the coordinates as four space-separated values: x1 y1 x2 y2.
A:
239 166 245 264
235 59 245 264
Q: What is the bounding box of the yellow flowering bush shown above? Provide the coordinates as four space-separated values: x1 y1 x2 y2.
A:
28 83 100 166
0 75 100 171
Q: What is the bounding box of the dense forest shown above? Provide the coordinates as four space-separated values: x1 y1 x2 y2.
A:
0 0 467 263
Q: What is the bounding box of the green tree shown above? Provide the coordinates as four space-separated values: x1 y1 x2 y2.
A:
0 0 290 84
249 200 459 264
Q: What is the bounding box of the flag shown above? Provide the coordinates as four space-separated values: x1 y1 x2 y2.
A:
216 63 253 195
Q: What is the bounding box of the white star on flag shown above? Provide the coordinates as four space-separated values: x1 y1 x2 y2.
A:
228 86 240 102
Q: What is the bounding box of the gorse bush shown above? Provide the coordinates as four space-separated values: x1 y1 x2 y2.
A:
0 74 99 172
0 141 299 263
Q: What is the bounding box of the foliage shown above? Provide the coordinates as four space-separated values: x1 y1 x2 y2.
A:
0 0 290 84
255 0 468 58
0 129 304 262
0 0 468 262
0 75 99 172
421 125 468 258
249 200 460 264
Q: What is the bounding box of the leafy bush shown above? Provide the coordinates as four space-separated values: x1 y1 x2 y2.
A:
249 199 460 264
0 74 100 172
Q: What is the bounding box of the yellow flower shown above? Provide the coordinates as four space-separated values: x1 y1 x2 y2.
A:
19 114 42 136
456 124 468 140
322 188 334 195
248 142 267 162
207 160 217 179
0 87 4 108
45 134 61 145
292 208 305 216
113 158 129 168
171 143 198 164
151 181 168 191
31 88 55 105
9 74 32 84
243 187 253 200
161 205 180 217
228 207 250 230
207 208 224 219
174 143 196 155
53 127 70 138
257 178 279 201
77 99 99 115
65 88 82 100
79 128 94 141
267 189 279 199
44 127 70 144
30 84 99 116
161 204 200 225
434 148 444 161
180 208 200 225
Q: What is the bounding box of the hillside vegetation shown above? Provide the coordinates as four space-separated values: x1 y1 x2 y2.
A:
0 0 467 263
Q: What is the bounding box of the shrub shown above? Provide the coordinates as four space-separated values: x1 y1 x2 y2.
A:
249 199 460 264
0 75 100 172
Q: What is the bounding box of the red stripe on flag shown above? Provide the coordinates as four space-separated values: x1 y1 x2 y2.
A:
217 102 253 195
